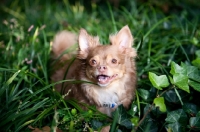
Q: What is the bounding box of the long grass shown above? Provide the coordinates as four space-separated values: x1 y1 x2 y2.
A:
0 0 200 131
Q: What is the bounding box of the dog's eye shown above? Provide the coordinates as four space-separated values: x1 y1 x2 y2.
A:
90 59 97 65
111 59 117 64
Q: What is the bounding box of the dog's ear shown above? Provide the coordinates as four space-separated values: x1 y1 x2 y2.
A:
78 29 99 59
110 25 133 52
79 29 90 53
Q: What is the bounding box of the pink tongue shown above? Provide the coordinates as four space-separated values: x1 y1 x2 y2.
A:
97 75 109 84
98 75 107 80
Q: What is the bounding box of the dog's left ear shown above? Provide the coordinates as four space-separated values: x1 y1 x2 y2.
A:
78 29 99 59
110 25 133 52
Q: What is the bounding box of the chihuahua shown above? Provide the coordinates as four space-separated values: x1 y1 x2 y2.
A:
51 25 137 116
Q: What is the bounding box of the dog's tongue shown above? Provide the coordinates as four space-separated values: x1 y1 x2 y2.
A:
97 75 110 84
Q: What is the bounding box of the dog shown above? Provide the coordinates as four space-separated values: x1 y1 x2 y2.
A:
51 25 137 117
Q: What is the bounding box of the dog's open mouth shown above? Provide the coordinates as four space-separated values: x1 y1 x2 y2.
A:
96 74 118 86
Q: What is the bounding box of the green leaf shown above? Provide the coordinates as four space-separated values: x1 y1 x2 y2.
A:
62 115 70 122
6 70 21 85
197 111 200 117
135 105 156 130
143 104 153 119
148 72 169 90
71 108 77 115
139 117 158 132
127 102 138 117
166 122 184 132
169 76 175 84
111 105 132 130
153 97 166 112
170 62 187 75
130 116 139 126
195 50 200 58
33 27 39 42
181 63 200 83
188 80 200 92
91 119 103 130
183 103 200 116
192 58 200 68
137 89 150 101
189 117 200 130
165 109 188 125
196 111 200 117
173 73 190 93
57 109 67 115
17 49 25 65
191 37 199 45
164 89 180 103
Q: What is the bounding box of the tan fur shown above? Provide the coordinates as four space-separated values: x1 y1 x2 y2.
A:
51 26 137 119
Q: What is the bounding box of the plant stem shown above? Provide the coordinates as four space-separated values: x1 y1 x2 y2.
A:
134 103 154 131
158 85 175 97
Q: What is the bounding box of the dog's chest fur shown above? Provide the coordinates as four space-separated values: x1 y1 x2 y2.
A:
82 76 127 107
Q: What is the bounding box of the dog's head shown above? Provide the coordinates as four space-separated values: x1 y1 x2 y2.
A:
77 26 137 87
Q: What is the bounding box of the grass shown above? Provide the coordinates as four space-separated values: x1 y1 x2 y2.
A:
0 0 200 131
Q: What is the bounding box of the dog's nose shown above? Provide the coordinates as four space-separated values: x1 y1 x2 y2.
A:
97 65 107 72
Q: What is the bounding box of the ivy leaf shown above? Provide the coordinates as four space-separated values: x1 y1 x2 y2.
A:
195 50 200 58
148 72 169 90
143 104 153 118
91 119 103 130
192 50 200 68
189 117 200 131
138 88 156 102
192 58 200 68
153 97 166 112
137 89 150 101
170 62 187 75
164 89 180 103
173 73 190 93
197 111 200 117
139 107 158 132
140 118 158 132
188 80 200 92
183 103 200 116
169 76 175 84
111 105 132 129
165 109 188 125
127 102 138 117
181 63 200 83
130 116 139 126
166 122 184 132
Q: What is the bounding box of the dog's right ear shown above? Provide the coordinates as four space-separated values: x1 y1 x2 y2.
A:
78 29 99 59
79 29 89 54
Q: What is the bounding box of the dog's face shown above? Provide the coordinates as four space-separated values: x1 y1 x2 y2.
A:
77 26 137 87
85 45 126 87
